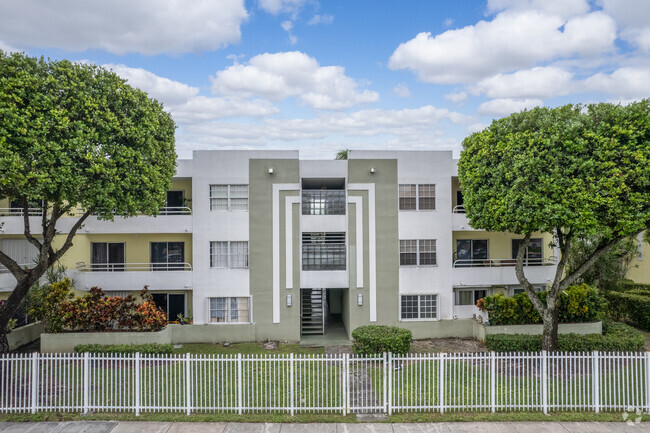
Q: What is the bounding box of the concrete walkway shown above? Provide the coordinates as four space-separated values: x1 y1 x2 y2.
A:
1 422 649 432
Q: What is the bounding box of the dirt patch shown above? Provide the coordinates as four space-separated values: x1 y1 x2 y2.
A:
410 337 487 353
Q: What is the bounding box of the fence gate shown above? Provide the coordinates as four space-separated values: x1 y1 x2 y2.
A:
347 354 385 413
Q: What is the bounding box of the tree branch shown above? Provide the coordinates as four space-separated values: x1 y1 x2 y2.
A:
514 233 546 315
0 249 26 280
21 198 42 251
49 210 91 265
549 232 572 296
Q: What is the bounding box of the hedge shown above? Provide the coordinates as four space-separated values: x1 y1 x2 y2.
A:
486 322 644 352
604 290 650 331
614 280 650 292
74 343 174 354
480 284 607 326
351 325 412 354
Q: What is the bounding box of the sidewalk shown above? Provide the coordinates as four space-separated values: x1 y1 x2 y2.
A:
1 422 649 433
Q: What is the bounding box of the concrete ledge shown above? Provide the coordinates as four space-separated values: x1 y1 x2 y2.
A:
8 322 43 351
474 321 602 343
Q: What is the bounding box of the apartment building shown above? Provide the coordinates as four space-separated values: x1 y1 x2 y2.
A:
0 150 560 342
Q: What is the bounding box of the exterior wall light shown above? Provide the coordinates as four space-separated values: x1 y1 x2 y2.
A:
357 293 363 306
268 168 274 175
286 294 292 307
370 167 376 174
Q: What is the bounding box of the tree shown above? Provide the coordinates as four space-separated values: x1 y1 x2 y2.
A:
458 101 650 350
0 51 177 352
566 235 636 290
335 149 348 160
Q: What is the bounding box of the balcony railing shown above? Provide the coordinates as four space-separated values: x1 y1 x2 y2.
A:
453 257 557 268
452 205 466 213
76 262 193 272
302 245 346 271
0 208 44 217
158 207 192 215
302 190 346 215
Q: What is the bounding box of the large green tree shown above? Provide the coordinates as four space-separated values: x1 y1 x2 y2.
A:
0 52 177 351
458 101 650 350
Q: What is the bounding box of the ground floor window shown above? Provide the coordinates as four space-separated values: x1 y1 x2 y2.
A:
455 289 487 306
209 297 251 323
400 294 437 320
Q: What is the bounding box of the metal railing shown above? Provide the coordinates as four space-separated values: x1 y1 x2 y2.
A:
452 205 466 213
0 351 648 415
301 245 346 271
158 207 192 215
0 208 44 217
453 257 557 268
301 190 346 215
75 262 193 272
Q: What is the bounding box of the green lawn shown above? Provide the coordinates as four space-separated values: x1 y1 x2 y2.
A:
171 343 324 355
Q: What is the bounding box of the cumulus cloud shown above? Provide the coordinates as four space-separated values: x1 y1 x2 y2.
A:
393 83 411 98
584 67 650 100
105 64 277 123
308 14 334 25
600 0 650 50
281 21 298 44
444 91 468 104
211 51 380 110
388 10 616 84
0 40 19 53
478 98 543 116
0 0 248 55
472 66 574 99
487 0 590 19
259 0 307 15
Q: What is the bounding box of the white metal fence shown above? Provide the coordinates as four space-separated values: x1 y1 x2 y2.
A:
1 351 648 415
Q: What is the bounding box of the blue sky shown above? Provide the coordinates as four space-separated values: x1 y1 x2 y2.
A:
0 0 648 159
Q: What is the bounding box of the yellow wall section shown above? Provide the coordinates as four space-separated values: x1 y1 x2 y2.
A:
171 178 192 204
626 235 650 284
51 233 193 270
452 231 555 261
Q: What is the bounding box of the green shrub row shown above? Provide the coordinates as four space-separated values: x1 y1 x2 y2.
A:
74 343 174 354
351 325 412 354
614 280 650 292
486 322 644 352
604 290 650 331
480 284 607 326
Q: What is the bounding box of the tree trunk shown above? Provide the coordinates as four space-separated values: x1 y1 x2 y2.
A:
541 295 559 351
0 277 36 354
0 332 8 353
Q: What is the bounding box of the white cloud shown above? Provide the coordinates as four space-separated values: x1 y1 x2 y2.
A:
0 0 248 55
393 83 411 98
600 0 650 50
473 66 574 99
259 0 307 15
211 51 380 110
444 91 468 104
443 18 454 27
487 0 590 20
467 122 489 133
584 67 650 100
308 14 334 25
281 21 298 44
0 40 20 53
478 98 543 116
388 10 616 84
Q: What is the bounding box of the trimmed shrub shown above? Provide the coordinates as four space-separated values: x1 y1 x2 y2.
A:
480 284 606 326
604 290 650 331
486 322 644 352
351 325 412 354
614 280 650 292
74 343 174 354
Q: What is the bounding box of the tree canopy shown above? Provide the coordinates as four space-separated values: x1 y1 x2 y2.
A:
0 51 177 351
458 101 650 349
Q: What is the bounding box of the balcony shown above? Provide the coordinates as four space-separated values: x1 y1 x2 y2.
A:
73 262 193 291
452 257 557 286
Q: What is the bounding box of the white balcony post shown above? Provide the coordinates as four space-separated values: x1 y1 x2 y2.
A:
30 352 38 414
439 352 445 413
490 351 496 413
83 352 90 414
185 353 191 416
592 351 599 413
134 352 141 416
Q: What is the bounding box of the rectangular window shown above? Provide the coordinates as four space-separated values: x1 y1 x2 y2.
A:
400 239 436 266
455 289 488 306
150 242 185 271
162 190 185 214
302 232 346 270
400 294 437 320
209 297 251 323
512 238 543 265
301 190 346 215
210 241 249 268
455 239 488 267
399 184 435 210
91 242 125 272
209 185 248 211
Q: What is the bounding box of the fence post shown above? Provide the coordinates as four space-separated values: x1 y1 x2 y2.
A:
345 353 350 415
237 353 243 415
439 352 445 414
340 354 346 416
83 352 90 414
490 351 496 413
646 352 650 414
387 352 392 416
30 352 38 414
382 352 387 414
542 350 548 415
289 353 295 416
185 353 191 416
592 351 599 413
134 353 141 416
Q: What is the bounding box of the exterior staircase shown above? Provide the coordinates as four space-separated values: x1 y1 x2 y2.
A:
301 289 325 335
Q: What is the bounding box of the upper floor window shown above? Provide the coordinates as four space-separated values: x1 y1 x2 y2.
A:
150 242 185 271
210 241 249 268
399 184 435 210
210 185 248 211
455 239 488 267
512 238 543 265
400 239 436 266
302 232 346 271
91 242 125 272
